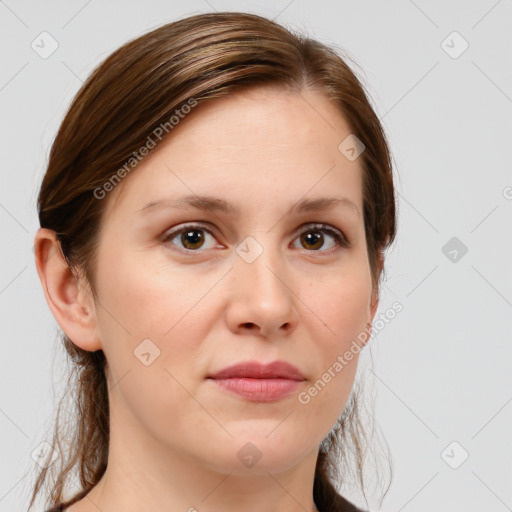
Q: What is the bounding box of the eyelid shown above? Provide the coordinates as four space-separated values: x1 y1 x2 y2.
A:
161 222 220 249
302 222 349 243
295 222 351 250
162 221 350 252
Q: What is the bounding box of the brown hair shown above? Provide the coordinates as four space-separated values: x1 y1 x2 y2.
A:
31 11 396 512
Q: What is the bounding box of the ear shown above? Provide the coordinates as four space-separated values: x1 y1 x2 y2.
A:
33 228 102 352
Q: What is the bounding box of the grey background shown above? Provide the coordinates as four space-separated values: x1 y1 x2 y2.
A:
1 1 511 511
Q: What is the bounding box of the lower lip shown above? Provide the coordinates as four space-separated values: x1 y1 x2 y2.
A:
209 377 303 402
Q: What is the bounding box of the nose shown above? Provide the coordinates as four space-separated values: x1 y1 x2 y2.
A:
225 243 299 338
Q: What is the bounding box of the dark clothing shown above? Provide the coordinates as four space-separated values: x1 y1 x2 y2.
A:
44 488 90 511
338 496 368 511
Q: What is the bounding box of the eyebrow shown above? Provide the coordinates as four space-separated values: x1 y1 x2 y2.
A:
137 194 360 217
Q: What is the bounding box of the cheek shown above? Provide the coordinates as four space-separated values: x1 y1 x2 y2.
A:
304 266 372 348
95 257 214 442
95 246 189 336
94 251 219 381
298 267 370 414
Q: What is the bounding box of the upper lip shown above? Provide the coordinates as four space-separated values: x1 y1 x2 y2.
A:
208 360 305 381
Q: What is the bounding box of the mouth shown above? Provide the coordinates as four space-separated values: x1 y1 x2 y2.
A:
207 360 305 402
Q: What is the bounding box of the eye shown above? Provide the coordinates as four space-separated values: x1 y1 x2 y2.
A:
162 224 218 252
162 222 350 253
292 223 350 252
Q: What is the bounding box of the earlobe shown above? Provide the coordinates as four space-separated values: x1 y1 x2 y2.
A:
33 228 102 352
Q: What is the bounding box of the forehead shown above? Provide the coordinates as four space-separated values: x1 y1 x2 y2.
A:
106 86 363 218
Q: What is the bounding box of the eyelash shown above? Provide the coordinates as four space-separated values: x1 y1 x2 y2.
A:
162 222 350 254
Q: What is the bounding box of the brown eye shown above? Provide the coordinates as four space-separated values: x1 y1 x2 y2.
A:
180 229 205 250
163 225 218 251
299 230 325 250
293 224 349 252
163 222 349 254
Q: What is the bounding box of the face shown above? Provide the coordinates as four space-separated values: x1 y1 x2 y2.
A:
89 86 377 474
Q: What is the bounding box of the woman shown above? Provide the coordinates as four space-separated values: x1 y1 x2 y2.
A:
31 11 396 512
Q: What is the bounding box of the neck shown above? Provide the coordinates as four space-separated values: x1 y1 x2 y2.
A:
80 392 321 512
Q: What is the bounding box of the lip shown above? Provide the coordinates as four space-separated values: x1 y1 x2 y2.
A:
207 361 305 402
208 360 305 380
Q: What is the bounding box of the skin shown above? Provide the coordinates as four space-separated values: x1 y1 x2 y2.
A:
34 85 379 512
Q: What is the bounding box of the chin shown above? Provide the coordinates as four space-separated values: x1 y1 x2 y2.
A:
201 432 314 475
